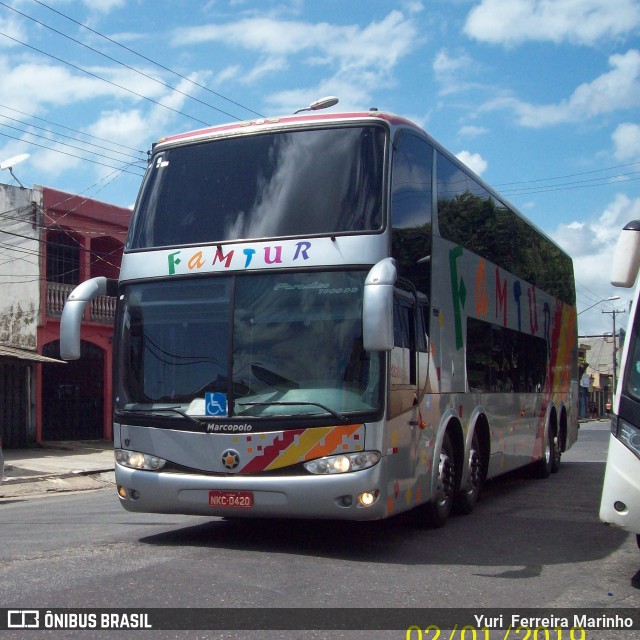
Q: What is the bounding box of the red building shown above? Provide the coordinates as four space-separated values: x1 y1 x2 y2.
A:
37 187 131 442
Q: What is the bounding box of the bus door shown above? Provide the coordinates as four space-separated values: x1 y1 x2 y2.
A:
388 285 430 488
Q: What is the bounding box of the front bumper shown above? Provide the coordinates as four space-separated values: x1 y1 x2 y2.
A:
115 462 388 520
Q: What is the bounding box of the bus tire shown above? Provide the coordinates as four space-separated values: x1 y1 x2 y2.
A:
551 431 562 474
421 432 457 528
455 431 483 515
533 426 555 479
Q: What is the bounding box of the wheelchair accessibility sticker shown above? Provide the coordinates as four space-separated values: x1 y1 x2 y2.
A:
205 392 228 417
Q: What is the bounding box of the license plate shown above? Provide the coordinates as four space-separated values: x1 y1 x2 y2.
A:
208 490 253 509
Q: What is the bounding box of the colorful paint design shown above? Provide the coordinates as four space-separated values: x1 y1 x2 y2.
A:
226 424 364 473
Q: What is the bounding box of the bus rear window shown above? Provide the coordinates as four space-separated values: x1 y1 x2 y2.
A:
128 125 386 249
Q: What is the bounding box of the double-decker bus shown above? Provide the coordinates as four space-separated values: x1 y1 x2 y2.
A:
600 221 640 546
60 101 578 524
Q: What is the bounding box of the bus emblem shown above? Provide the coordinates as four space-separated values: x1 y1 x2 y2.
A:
222 450 241 470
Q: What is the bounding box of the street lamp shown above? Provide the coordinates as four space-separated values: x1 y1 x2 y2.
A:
293 96 339 114
578 295 620 315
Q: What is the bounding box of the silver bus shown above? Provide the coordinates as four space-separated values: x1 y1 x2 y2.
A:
60 103 578 524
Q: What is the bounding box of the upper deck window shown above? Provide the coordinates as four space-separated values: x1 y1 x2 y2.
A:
128 125 386 250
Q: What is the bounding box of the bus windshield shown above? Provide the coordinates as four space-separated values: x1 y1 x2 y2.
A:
115 270 383 421
128 125 386 249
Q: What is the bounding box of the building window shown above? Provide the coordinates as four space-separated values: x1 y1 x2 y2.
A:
46 230 81 285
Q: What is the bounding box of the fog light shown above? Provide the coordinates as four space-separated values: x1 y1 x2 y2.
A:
117 485 127 499
614 500 628 513
358 490 380 507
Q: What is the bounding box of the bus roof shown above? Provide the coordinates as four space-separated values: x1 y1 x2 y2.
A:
153 110 423 150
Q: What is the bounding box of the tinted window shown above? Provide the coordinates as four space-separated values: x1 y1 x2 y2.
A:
129 126 386 249
436 152 575 305
467 317 547 393
391 132 433 300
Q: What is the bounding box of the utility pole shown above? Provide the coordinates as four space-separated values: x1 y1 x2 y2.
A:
602 307 626 393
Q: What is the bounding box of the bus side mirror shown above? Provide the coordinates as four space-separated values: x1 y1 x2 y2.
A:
60 277 116 360
363 258 397 351
612 220 640 288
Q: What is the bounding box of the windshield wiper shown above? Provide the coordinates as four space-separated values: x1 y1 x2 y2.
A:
120 405 206 428
235 400 350 424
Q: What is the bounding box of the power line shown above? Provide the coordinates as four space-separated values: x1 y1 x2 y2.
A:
0 110 145 162
0 103 146 155
0 30 212 127
0 131 146 176
0 120 145 166
30 0 265 120
500 172 640 197
0 1 247 123
494 160 640 188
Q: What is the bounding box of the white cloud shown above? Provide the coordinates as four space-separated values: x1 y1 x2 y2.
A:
171 11 420 110
432 49 477 95
464 0 640 46
1 65 203 180
0 15 28 49
433 49 472 76
241 56 289 84
612 122 640 161
458 125 488 138
0 58 117 113
552 193 640 330
81 0 126 14
554 194 638 258
484 50 640 127
456 150 488 175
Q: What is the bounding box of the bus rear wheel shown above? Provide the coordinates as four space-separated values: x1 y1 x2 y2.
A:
533 427 555 479
422 433 457 528
455 432 483 515
551 432 562 473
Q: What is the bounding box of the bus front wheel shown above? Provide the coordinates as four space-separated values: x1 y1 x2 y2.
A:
421 432 457 528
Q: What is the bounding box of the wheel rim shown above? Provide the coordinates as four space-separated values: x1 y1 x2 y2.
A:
544 430 552 465
466 446 482 495
436 448 456 508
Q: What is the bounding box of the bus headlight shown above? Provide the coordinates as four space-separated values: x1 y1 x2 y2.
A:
303 451 380 475
115 449 167 471
618 419 640 459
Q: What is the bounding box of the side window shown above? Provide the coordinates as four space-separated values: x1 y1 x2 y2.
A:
391 131 433 301
436 151 575 305
466 318 547 393
436 151 501 256
417 300 429 352
393 292 417 386
393 301 411 349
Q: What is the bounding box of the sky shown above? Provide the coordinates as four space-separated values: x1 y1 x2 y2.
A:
0 0 639 337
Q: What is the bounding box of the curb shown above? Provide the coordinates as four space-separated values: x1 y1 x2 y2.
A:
0 471 115 500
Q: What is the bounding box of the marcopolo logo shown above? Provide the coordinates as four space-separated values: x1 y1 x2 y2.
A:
207 423 253 433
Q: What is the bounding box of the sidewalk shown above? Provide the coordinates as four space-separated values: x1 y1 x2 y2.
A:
1 440 115 500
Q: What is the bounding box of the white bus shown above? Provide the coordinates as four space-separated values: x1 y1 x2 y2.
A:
60 101 578 524
600 220 640 546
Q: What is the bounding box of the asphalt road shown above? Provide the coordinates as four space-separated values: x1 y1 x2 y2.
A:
0 420 638 640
